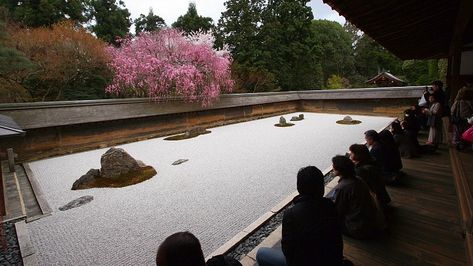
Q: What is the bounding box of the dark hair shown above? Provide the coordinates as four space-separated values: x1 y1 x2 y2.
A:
364 130 379 141
431 80 443 88
379 130 396 147
390 121 403 135
156 232 206 266
297 166 324 197
349 144 372 163
332 155 356 177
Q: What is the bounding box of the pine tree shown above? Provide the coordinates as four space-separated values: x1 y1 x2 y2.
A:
172 3 213 34
134 8 166 34
259 0 317 90
87 0 131 45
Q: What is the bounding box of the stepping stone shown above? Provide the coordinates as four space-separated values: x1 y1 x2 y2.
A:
172 159 189 166
59 196 94 211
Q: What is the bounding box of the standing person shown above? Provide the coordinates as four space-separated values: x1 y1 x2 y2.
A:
256 166 344 266
349 144 391 208
451 87 473 150
327 156 385 239
423 94 443 146
156 232 206 266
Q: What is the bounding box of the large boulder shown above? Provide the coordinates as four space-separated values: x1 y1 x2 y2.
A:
71 147 156 190
100 148 140 179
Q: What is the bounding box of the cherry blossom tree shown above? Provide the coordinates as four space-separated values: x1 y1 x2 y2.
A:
106 29 233 106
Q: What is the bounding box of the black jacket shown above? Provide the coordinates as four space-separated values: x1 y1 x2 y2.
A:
329 177 381 239
281 195 343 266
355 161 391 207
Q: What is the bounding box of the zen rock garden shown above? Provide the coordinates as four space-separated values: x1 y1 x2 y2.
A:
71 147 157 190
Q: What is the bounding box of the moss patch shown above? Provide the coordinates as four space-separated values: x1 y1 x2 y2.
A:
274 123 295 127
74 166 157 190
164 130 211 141
336 120 362 125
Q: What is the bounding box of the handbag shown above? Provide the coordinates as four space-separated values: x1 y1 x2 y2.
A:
462 125 473 143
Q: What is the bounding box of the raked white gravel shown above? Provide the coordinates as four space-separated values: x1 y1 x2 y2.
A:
27 112 394 265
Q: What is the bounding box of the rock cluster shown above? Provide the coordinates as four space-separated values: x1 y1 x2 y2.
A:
290 114 305 121
71 148 156 190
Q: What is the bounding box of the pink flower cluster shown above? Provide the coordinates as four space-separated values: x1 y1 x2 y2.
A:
106 29 234 106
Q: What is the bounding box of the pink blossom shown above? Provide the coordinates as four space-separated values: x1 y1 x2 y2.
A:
106 29 234 106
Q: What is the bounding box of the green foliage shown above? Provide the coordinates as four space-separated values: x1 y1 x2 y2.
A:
0 0 87 27
354 35 403 79
87 0 131 45
259 0 317 91
311 20 354 88
172 3 213 34
0 11 34 102
134 8 166 34
326 74 350 89
402 59 439 85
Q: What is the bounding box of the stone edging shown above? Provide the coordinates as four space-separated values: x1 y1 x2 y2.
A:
15 220 39 266
22 163 52 218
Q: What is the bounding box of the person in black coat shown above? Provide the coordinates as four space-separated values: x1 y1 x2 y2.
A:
349 144 391 208
327 156 385 239
256 166 344 266
364 130 384 169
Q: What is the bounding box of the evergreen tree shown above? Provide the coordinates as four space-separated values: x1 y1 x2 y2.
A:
87 0 131 45
0 0 87 27
0 8 34 102
259 0 317 90
134 8 166 34
311 20 354 88
172 3 213 34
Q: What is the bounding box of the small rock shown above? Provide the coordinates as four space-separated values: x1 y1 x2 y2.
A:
299 114 304 119
59 196 94 211
172 159 189 165
279 116 287 125
343 115 353 121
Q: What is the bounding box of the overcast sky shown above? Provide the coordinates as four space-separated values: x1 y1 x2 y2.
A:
123 0 345 29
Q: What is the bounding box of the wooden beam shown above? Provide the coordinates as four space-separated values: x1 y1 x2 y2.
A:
449 0 473 55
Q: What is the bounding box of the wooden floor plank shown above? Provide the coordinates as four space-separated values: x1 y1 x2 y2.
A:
343 144 467 265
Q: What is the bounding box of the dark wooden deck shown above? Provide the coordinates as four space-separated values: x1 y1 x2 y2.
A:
344 144 467 265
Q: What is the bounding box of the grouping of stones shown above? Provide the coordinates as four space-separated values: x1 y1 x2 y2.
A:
71 147 156 190
0 219 23 265
290 114 305 121
275 114 304 127
165 127 211 141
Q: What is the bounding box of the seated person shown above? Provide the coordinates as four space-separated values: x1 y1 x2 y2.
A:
257 166 343 266
349 144 391 208
327 156 385 239
156 231 206 266
391 121 419 158
364 130 384 169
